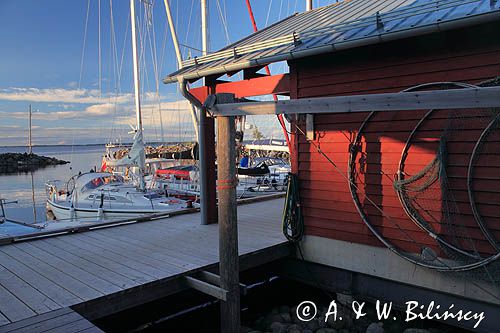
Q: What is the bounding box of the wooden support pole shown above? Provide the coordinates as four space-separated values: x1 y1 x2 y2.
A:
217 114 240 332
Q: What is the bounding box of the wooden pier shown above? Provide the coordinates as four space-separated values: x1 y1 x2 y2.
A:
0 198 288 331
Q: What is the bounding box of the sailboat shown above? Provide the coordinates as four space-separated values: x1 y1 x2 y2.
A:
45 0 193 221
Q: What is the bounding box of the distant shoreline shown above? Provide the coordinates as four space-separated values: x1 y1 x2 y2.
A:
0 141 194 149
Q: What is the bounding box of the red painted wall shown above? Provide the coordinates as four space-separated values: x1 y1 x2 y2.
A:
289 22 500 256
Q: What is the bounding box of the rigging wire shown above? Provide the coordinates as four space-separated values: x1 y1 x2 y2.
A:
78 0 91 90
265 0 273 27
215 0 231 44
98 0 102 97
72 0 92 168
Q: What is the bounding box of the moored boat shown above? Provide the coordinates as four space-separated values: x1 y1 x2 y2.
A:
46 172 191 221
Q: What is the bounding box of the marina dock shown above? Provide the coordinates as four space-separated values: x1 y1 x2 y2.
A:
0 198 289 331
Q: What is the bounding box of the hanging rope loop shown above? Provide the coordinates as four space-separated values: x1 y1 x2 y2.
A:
282 173 304 243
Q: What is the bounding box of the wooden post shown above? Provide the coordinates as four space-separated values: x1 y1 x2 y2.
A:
203 113 218 224
217 114 240 332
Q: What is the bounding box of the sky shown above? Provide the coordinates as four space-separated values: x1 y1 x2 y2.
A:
0 0 334 146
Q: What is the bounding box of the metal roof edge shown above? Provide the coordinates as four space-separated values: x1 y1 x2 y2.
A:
163 7 500 85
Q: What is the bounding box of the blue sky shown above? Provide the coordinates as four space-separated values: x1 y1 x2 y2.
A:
0 0 332 146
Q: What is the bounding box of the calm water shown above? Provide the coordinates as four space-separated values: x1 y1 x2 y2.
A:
0 145 104 226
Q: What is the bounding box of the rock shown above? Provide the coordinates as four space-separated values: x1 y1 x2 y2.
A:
271 314 284 323
316 315 327 328
316 329 337 333
291 306 302 324
270 322 282 330
353 315 371 332
240 327 253 333
336 293 354 307
303 318 320 331
254 317 266 331
403 330 430 333
270 322 288 333
263 313 277 329
428 329 447 333
301 330 313 333
287 324 301 332
366 322 384 333
280 313 292 323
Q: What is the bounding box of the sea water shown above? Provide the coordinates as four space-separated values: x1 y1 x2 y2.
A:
0 144 104 235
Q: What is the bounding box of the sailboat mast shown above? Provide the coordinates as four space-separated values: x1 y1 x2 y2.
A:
130 0 146 190
201 0 208 56
163 0 200 141
130 0 143 135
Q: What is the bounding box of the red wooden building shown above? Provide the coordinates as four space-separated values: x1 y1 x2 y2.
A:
164 1 500 331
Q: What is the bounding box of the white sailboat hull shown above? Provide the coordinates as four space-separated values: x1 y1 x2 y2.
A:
46 199 183 222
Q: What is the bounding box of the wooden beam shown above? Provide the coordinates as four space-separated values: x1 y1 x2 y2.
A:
190 74 290 102
216 94 241 333
209 86 500 116
197 271 248 295
184 276 228 301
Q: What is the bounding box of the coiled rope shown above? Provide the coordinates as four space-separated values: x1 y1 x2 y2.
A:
282 173 304 243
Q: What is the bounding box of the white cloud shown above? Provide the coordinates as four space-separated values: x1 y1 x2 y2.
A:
85 103 120 116
0 87 133 104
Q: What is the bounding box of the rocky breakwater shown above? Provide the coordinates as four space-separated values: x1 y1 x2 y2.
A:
0 153 69 174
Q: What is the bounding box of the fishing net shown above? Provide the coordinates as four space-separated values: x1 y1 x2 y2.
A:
392 79 500 281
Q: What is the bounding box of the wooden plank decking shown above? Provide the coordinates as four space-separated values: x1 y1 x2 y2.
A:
0 198 288 327
0 308 103 333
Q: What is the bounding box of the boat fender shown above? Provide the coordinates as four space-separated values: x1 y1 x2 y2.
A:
70 205 76 221
97 207 104 222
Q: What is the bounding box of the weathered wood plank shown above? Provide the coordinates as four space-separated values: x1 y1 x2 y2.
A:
0 246 102 301
72 233 182 277
211 86 500 116
78 327 104 333
0 255 81 308
0 266 60 314
120 221 221 259
46 318 99 333
0 283 35 324
88 225 208 265
0 308 72 333
90 225 210 268
184 276 227 301
13 311 83 333
33 239 138 290
0 312 10 327
53 236 157 283
13 242 122 296
47 237 152 284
